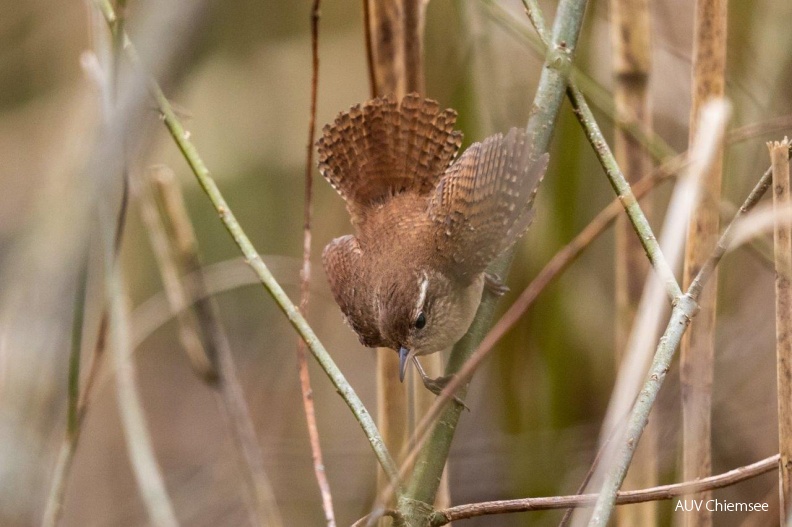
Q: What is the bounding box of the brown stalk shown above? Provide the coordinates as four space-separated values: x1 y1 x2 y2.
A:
769 138 792 524
679 1 728 525
608 0 656 523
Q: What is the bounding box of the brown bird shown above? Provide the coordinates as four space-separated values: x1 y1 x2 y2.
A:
317 94 548 394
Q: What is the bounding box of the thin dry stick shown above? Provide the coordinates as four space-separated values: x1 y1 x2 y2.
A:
93 0 400 487
295 2 336 525
428 455 779 525
150 168 283 527
770 138 792 524
608 1 657 522
680 3 728 525
41 257 88 527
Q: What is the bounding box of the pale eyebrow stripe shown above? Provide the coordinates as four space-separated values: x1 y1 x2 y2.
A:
415 271 429 317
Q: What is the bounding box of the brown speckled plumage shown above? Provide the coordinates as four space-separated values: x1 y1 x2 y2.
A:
318 94 548 382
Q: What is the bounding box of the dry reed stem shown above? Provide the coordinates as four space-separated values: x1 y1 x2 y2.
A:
770 138 792 524
680 2 728 525
608 0 657 523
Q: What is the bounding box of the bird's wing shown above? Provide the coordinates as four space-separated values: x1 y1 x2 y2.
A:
317 94 462 224
322 235 383 348
428 127 548 283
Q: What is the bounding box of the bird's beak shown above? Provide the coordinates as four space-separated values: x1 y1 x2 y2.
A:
399 346 410 382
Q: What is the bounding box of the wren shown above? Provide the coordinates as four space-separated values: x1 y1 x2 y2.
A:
317 94 548 395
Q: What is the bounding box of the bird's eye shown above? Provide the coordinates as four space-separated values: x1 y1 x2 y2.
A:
415 312 426 329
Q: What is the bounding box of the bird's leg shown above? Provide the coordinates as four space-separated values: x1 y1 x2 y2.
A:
412 357 469 410
484 272 509 296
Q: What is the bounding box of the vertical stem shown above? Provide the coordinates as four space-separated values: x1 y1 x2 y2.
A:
609 0 657 524
680 2 727 526
770 138 792 525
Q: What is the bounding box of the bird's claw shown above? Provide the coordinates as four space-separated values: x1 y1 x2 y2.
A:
484 273 509 296
420 374 470 411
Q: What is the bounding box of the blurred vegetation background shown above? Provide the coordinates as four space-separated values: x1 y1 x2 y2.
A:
1 0 791 525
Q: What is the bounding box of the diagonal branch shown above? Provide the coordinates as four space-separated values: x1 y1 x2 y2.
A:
92 0 400 490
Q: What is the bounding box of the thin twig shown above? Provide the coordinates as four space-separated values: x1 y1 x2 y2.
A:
93 0 401 489
296 2 336 525
41 255 88 527
41 175 131 527
428 455 779 525
361 0 377 98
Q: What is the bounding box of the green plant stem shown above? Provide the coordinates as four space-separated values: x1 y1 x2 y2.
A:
400 0 590 517
588 153 784 526
92 0 400 490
